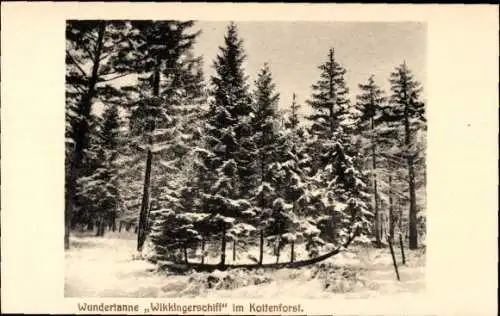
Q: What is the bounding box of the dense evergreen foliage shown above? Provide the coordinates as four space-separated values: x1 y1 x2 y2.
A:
65 21 426 259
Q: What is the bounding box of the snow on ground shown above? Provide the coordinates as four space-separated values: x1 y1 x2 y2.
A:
65 232 425 299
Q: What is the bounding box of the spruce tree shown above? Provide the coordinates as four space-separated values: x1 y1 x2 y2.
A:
99 103 124 232
304 48 373 252
201 22 255 266
72 114 102 231
354 75 386 247
383 62 425 249
306 48 350 141
279 96 322 259
117 20 201 251
75 104 124 236
284 93 301 131
148 55 209 262
249 63 295 261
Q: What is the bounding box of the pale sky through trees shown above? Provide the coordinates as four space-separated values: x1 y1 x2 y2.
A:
93 21 426 119
193 21 426 118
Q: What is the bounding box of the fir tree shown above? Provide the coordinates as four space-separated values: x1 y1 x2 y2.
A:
303 48 373 252
383 62 425 249
284 93 301 131
118 20 201 251
306 48 350 141
200 22 256 266
354 75 387 247
147 55 209 261
99 103 124 231
75 104 124 236
249 63 296 261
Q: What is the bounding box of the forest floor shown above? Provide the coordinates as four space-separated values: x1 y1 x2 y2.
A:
65 231 425 299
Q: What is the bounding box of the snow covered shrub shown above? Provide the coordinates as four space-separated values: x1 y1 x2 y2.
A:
313 262 373 293
185 269 273 293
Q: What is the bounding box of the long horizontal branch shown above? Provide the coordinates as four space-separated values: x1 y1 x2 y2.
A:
98 72 133 83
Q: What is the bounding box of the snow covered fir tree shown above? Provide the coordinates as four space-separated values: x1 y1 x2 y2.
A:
65 20 427 297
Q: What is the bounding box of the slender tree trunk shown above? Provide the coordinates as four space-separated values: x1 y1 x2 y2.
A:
398 200 404 233
137 57 160 252
183 244 188 264
399 233 406 265
201 237 205 264
290 241 295 263
389 174 395 242
100 222 106 237
388 237 400 281
111 212 116 232
220 222 226 266
65 22 106 250
232 240 236 262
404 101 418 250
371 117 381 248
136 149 152 250
118 221 122 233
328 48 337 135
95 220 105 237
259 230 264 265
275 235 281 264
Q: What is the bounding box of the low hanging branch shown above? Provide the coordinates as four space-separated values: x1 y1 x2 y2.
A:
158 227 361 273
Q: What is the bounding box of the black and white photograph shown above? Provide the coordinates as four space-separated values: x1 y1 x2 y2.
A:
64 19 427 299
1 3 498 315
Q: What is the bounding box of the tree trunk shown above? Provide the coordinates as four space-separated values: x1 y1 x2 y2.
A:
398 200 404 233
389 174 395 242
100 222 106 237
275 235 281 264
111 212 116 232
404 99 418 250
95 221 101 237
87 221 94 231
65 22 107 250
220 222 227 266
232 240 236 262
137 57 161 252
387 237 400 281
118 221 123 233
95 221 105 237
259 230 264 265
201 237 205 264
183 245 188 264
290 242 295 263
371 117 381 248
137 149 152 251
407 157 418 249
399 233 406 265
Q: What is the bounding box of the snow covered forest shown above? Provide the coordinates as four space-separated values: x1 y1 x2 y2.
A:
65 20 426 297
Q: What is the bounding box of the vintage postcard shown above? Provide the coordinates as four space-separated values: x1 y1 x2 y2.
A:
1 3 498 315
